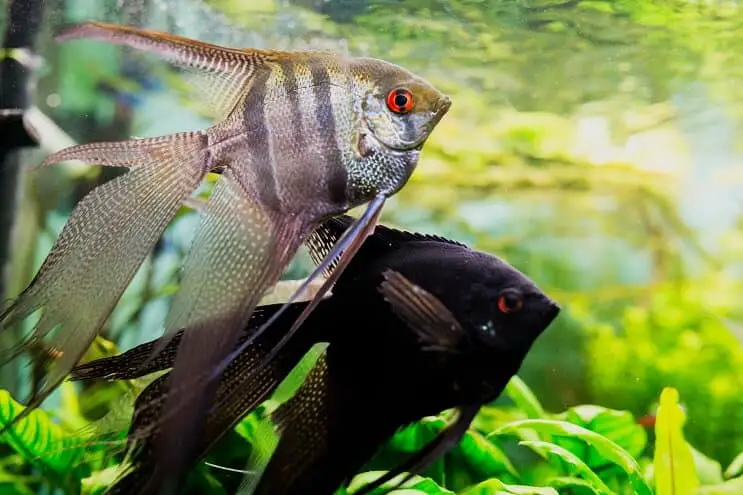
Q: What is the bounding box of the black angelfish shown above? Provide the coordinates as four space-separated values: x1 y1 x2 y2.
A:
71 215 560 494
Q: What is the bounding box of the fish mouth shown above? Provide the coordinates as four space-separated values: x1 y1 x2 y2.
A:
390 98 452 151
545 301 561 325
417 95 451 143
435 95 452 118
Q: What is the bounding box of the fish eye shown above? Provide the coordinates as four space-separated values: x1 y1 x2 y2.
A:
497 289 523 314
386 88 414 114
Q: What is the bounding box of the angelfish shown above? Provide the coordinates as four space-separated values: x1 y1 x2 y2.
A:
0 21 451 491
70 215 560 495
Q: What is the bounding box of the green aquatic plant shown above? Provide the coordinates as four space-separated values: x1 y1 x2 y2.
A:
0 385 103 494
653 387 698 495
331 380 743 495
581 280 743 464
3 371 743 494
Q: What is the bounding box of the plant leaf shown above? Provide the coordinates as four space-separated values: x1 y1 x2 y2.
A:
518 440 613 495
81 465 131 495
455 429 519 479
725 452 743 479
460 478 559 495
0 389 85 489
490 419 652 495
233 399 281 464
344 471 454 495
387 415 447 453
557 404 647 461
549 476 603 495
689 445 723 485
653 387 699 495
381 413 518 484
697 476 743 495
505 377 546 419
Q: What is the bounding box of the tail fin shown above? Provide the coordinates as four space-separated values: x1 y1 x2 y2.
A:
0 131 209 426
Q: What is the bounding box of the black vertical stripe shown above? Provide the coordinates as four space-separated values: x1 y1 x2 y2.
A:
309 58 348 206
242 67 281 213
280 60 306 151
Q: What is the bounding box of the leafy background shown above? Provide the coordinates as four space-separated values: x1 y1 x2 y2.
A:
0 0 742 493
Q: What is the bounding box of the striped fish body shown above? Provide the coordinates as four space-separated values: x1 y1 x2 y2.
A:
209 52 449 220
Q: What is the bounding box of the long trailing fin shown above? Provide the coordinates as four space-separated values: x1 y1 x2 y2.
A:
69 274 326 382
36 134 176 169
280 196 385 344
104 302 311 495
0 131 209 434
379 270 466 353
68 273 325 382
182 197 386 474
55 22 280 121
136 168 306 494
69 327 186 382
245 350 338 495
351 404 481 495
207 195 386 389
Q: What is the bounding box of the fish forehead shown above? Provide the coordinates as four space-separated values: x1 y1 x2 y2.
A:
386 242 508 279
349 57 447 102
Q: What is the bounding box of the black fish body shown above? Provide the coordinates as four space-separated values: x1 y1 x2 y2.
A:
72 216 559 494
250 221 559 494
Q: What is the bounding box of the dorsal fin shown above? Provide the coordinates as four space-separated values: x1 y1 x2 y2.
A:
305 215 467 274
55 21 282 121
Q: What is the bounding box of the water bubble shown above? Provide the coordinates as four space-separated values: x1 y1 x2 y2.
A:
46 93 62 108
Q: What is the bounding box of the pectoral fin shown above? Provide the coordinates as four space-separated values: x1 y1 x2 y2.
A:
378 270 466 353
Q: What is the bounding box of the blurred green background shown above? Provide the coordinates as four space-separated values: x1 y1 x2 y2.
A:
1 0 742 494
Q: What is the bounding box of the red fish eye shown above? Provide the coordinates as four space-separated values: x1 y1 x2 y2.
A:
386 88 414 114
497 290 523 314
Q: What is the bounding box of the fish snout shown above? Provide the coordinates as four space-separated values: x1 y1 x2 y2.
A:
435 95 452 116
546 300 561 323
